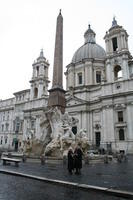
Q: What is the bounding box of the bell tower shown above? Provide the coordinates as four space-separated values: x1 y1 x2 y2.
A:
104 17 131 82
30 49 50 100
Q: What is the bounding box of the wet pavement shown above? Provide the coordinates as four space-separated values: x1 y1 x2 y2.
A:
0 156 133 199
0 156 133 192
0 174 128 200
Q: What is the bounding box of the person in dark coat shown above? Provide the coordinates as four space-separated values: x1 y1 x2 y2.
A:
67 147 74 174
74 144 83 174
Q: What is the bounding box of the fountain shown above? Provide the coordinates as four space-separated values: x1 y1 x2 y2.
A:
23 10 89 158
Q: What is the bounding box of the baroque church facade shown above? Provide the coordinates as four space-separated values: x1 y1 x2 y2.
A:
0 17 133 153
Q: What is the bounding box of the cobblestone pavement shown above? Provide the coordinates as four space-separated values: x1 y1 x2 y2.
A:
0 174 128 200
0 155 133 192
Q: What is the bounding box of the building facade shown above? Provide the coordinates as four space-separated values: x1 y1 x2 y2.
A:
0 18 133 153
0 50 49 151
65 18 133 153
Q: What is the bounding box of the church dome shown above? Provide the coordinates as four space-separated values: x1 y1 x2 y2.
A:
72 25 106 63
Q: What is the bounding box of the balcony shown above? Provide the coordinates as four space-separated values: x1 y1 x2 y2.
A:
115 121 127 128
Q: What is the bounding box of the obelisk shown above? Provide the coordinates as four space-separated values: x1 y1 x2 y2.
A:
48 10 66 113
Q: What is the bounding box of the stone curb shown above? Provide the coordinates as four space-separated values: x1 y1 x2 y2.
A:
0 169 133 199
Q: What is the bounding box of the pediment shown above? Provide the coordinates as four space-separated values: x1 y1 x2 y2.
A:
66 95 87 106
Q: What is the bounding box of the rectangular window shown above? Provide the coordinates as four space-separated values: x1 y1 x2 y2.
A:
5 123 9 131
5 137 8 144
78 73 82 85
3 116 5 121
1 136 3 145
31 120 35 129
119 129 125 141
36 66 39 76
15 122 20 133
96 71 101 83
13 121 15 131
2 124 4 132
19 121 23 132
118 111 123 122
112 37 118 51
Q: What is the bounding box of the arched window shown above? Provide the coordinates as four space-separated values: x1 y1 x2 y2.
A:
119 129 125 141
34 87 38 98
114 65 122 80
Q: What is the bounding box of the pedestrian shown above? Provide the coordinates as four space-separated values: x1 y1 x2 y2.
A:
40 154 45 165
117 153 122 163
74 144 83 175
67 147 74 174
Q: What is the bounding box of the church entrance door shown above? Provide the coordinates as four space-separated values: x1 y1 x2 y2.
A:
14 140 18 151
95 132 101 147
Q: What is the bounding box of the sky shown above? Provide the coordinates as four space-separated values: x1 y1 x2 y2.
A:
0 0 133 100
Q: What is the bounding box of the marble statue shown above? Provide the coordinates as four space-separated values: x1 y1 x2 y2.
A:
44 107 77 158
75 129 89 152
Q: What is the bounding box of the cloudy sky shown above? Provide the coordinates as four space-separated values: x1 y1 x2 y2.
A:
0 0 133 99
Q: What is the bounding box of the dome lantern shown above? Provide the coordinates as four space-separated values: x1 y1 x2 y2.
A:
84 24 96 44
